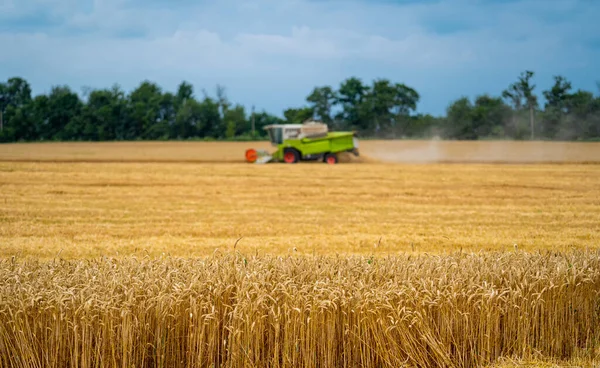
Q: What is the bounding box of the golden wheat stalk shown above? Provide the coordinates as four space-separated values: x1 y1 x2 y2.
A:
1 250 599 368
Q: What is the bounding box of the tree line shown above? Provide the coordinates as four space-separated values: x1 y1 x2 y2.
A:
1 71 599 143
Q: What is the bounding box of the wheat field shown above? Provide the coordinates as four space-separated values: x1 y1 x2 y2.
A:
2 251 600 368
1 141 600 367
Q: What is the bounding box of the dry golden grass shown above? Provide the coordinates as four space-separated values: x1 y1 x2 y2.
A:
1 251 599 368
1 158 599 259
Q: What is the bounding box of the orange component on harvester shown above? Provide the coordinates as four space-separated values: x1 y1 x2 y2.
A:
245 149 258 163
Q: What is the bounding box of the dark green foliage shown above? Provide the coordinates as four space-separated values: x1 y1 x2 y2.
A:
283 107 313 125
0 72 598 142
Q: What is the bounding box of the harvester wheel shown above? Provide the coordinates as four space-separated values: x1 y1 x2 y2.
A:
283 149 300 164
324 153 338 165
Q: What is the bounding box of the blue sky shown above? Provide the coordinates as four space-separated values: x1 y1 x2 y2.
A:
1 0 599 117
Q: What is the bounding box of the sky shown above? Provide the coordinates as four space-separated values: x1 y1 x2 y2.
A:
1 0 599 117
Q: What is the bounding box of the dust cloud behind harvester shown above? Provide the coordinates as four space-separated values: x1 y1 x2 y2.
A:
359 140 600 164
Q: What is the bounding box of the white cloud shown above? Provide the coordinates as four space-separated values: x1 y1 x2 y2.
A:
0 0 598 115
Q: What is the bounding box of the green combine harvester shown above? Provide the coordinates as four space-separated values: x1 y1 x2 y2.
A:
245 121 359 164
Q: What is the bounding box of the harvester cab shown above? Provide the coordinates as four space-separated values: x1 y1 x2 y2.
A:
265 124 303 146
245 120 359 165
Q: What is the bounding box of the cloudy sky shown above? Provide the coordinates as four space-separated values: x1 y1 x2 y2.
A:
1 0 598 116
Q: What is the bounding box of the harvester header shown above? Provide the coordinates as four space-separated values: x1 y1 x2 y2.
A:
245 121 359 164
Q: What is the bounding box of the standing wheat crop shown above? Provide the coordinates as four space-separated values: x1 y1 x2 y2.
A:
1 250 599 367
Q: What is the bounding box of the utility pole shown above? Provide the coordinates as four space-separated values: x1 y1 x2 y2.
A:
529 105 534 140
251 105 255 137
0 109 3 133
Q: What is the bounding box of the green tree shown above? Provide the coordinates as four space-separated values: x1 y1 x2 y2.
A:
306 86 336 124
0 77 33 141
212 84 230 138
444 95 511 140
128 81 163 139
363 79 396 134
175 81 194 108
1 106 35 142
249 111 285 137
364 80 419 137
71 85 128 141
283 107 313 124
44 86 83 140
503 71 538 139
543 76 572 110
471 95 511 138
171 81 199 139
223 104 247 139
197 96 222 138
146 92 175 140
174 99 200 139
0 77 32 108
444 97 475 139
541 76 573 138
563 90 600 139
402 114 443 138
335 77 369 132
1 74 599 143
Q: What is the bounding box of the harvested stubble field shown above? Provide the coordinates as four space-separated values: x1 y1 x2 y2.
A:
1 141 600 367
1 140 600 163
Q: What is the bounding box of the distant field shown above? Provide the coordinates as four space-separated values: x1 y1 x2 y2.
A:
1 140 599 163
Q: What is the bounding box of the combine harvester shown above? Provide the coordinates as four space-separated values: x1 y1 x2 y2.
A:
245 121 359 164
